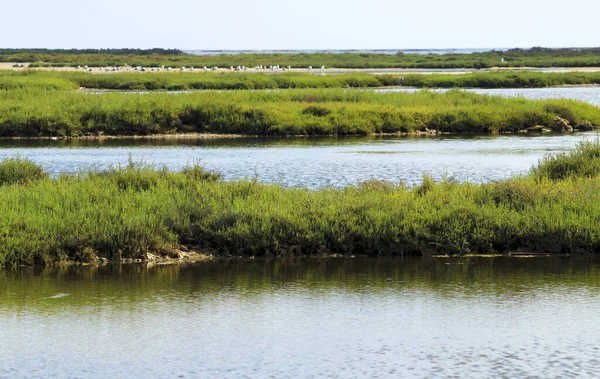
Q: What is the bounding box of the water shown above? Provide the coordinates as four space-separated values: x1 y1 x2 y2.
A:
0 133 597 188
2 257 600 378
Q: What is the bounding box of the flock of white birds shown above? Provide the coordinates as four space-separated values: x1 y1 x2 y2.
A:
72 64 327 73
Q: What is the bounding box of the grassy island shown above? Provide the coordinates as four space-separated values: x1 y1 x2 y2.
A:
0 88 598 137
3 70 600 92
1 139 600 267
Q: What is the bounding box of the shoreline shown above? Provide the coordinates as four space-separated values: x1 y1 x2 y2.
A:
0 133 250 140
0 131 440 140
76 83 600 93
42 249 565 269
0 128 596 141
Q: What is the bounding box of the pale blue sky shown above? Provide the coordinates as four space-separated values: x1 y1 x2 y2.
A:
2 0 599 49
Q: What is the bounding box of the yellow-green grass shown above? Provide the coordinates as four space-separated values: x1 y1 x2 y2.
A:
3 70 600 91
0 88 598 137
1 140 600 267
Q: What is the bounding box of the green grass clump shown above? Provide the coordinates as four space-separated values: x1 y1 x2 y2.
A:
0 73 77 90
0 88 598 137
2 141 600 267
531 138 600 180
0 157 47 186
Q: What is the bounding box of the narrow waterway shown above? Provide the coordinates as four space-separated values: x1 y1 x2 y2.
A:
0 133 596 187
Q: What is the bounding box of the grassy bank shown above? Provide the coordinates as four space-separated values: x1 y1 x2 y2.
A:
0 70 399 91
3 47 600 68
0 88 599 137
2 139 600 267
3 70 600 91
402 71 600 88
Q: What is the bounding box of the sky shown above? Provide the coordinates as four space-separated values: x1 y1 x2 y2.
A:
2 0 599 50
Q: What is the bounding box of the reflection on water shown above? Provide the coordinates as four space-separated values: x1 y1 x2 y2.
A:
0 133 598 188
1 257 600 378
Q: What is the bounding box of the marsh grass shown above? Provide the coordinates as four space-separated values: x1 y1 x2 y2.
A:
0 70 397 90
0 156 48 186
402 71 600 88
531 138 600 180
3 70 600 91
0 88 598 137
2 140 600 267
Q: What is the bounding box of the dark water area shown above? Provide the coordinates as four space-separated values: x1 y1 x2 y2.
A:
1 257 600 378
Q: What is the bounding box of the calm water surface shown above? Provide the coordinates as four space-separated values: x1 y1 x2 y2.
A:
1 257 600 378
0 133 597 188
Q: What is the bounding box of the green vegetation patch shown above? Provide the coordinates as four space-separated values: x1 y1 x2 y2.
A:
2 139 600 267
0 88 598 137
3 70 600 91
